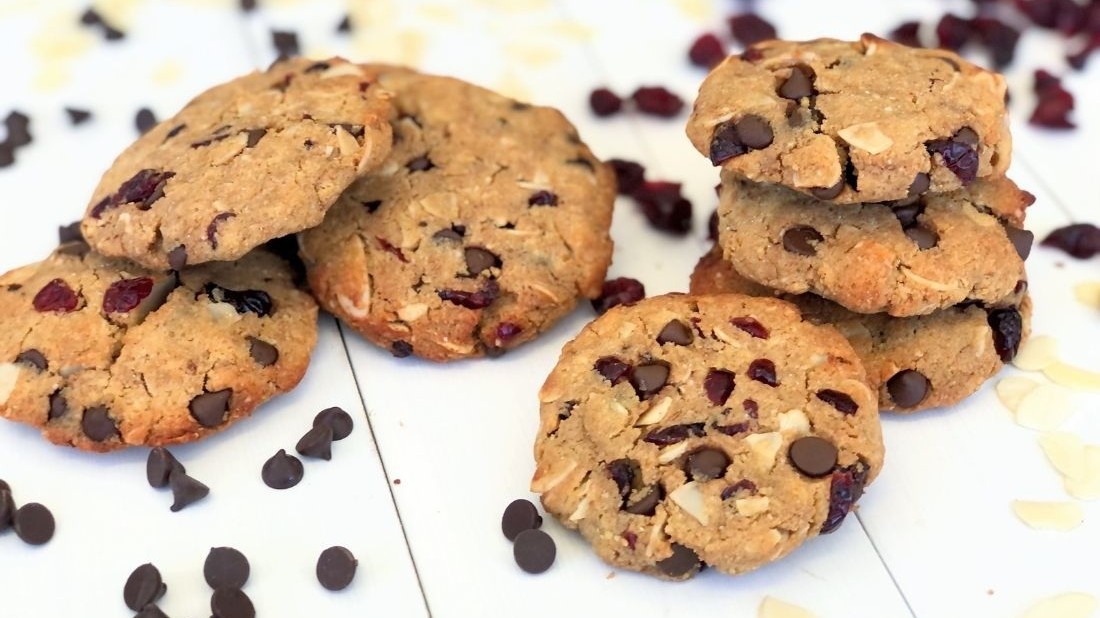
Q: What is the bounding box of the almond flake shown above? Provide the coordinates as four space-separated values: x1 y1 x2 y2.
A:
1075 282 1100 309
635 397 672 426
778 409 810 436
758 596 819 618
837 122 893 154
0 363 20 405
658 441 690 464
1015 385 1072 431
1021 592 1097 618
735 496 770 517
1012 500 1083 531
1043 361 1100 392
1013 335 1060 372
530 458 578 494
1065 447 1100 500
745 432 783 471
996 376 1041 412
1038 432 1086 480
669 481 708 525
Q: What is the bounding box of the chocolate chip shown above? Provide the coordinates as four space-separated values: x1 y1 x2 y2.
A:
643 423 705 447
124 563 166 611
0 144 13 168
15 349 47 371
58 221 83 245
892 203 922 228
656 543 700 577
747 358 778 386
205 547 250 589
204 283 274 317
4 110 31 147
887 369 931 408
528 190 558 207
592 277 645 315
190 389 232 428
262 449 304 490
390 340 413 358
432 228 462 243
630 361 670 400
988 307 1023 362
513 529 555 574
239 0 256 11
779 64 815 99
1041 223 1100 259
908 172 931 196
594 356 633 385
788 436 839 478
703 369 735 406
167 245 187 270
336 14 351 33
0 489 14 532
656 319 693 346
47 391 67 420
735 115 774 149
730 316 769 339
708 122 747 165
314 407 354 441
296 424 334 461
271 29 300 58
169 470 209 512
316 546 359 590
686 448 730 480
816 389 859 415
1004 226 1034 260
406 154 435 172
502 499 543 541
954 127 979 146
905 224 939 250
464 247 501 275
782 226 824 255
147 447 185 489
624 485 663 516
135 108 157 135
13 503 54 545
810 178 845 200
82 406 118 441
135 605 168 618
211 587 255 618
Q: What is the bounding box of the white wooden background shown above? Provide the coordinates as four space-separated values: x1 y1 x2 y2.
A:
0 1 1097 616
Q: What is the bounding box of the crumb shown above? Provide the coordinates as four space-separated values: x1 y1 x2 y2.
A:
393 478 401 485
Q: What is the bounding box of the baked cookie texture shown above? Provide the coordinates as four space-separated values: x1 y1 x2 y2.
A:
690 247 1031 413
0 243 317 452
299 66 616 361
716 174 1033 317
686 34 1011 204
82 57 395 270
532 294 884 579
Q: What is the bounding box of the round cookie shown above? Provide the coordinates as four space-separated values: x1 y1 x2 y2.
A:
82 57 395 270
299 66 616 361
686 34 1011 204
717 174 1033 317
690 247 1031 413
531 293 884 579
0 241 317 452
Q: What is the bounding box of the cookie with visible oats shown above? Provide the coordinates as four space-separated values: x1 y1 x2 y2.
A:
81 57 394 269
531 293 883 580
299 66 615 361
686 34 1011 204
690 246 1031 413
0 241 317 452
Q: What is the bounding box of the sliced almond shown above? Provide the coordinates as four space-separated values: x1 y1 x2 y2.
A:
569 481 591 522
996 376 1042 412
0 363 20 405
735 496 770 517
1075 282 1100 309
335 125 361 157
319 63 364 79
1012 500 1083 531
1015 385 1072 431
669 481 708 525
635 397 672 426
397 303 428 322
1044 361 1100 392
758 596 818 618
778 409 810 436
206 301 241 323
530 458 578 494
1038 432 1086 480
1013 335 1060 372
899 266 960 292
337 287 372 319
1021 592 1097 618
745 432 783 471
1065 447 1100 500
658 441 690 464
837 122 893 154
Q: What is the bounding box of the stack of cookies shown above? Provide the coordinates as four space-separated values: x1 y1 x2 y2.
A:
0 58 616 451
685 34 1034 413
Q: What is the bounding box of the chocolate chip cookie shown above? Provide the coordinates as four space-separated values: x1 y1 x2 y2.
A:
299 66 616 361
531 293 884 579
686 34 1011 204
0 242 317 452
82 57 394 269
690 247 1031 412
717 174 1033 317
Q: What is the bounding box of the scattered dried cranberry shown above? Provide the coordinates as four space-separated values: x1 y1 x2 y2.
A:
890 21 923 47
935 13 975 50
1041 223 1100 259
592 277 645 315
728 13 776 47
33 279 79 313
609 159 646 196
589 88 623 117
631 87 685 118
437 280 499 310
103 277 153 314
689 33 725 68
1015 0 1084 34
595 356 633 385
643 423 705 447
1029 69 1075 129
822 462 868 533
632 181 692 235
973 17 1021 68
1068 34 1100 70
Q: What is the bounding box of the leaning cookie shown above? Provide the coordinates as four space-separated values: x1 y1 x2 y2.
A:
82 57 394 270
532 294 883 579
0 241 317 452
686 34 1011 204
299 66 616 361
690 247 1030 413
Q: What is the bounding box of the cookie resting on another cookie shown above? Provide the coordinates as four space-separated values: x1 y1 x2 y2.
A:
532 294 884 579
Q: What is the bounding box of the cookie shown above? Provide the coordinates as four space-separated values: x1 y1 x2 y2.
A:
531 293 884 579
299 66 615 361
686 34 1011 204
81 57 394 270
717 174 1033 317
690 247 1031 412
0 242 317 452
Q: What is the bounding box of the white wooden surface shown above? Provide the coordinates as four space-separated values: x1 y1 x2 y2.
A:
0 1 1098 617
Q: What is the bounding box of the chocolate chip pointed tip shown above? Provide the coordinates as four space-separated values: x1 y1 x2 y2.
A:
261 449 304 490
314 407 354 441
169 470 209 512
296 424 334 461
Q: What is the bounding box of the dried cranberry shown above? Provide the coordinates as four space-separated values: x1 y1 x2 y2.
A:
1067 34 1100 70
714 421 750 436
689 33 725 68
730 317 769 339
494 322 522 343
632 181 692 235
988 307 1023 362
643 423 705 447
32 279 79 313
1041 223 1100 259
935 13 974 50
527 191 558 207
728 13 776 47
720 479 758 500
609 159 646 196
103 277 153 313
1015 0 1084 34
203 283 273 317
437 280 499 310
973 17 1020 68
631 86 685 118
589 88 623 117
623 531 638 550
743 399 759 417
703 369 734 406
821 462 869 533
816 389 859 415
1029 70 1075 129
592 277 645 315
206 212 235 249
747 359 778 387
594 356 633 385
606 459 639 499
90 169 175 218
890 21 922 47
926 132 979 183
376 237 408 263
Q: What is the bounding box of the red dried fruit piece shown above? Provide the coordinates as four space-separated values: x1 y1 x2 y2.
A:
935 13 974 50
1015 0 1084 34
643 423 705 447
1029 69 1075 129
816 390 859 415
728 13 776 47
689 33 725 68
747 359 778 387
631 86 685 118
103 277 153 314
589 88 623 117
33 279 79 313
720 479 758 500
926 131 979 183
890 21 922 47
703 369 734 406
973 17 1021 68
715 421 750 436
90 169 175 218
821 462 869 533
495 322 522 343
730 316 768 339
988 307 1023 362
622 531 638 550
632 181 692 235
609 159 646 196
376 237 408 263
1067 34 1100 70
1041 223 1100 259
594 356 633 385
592 277 645 315
437 280 499 310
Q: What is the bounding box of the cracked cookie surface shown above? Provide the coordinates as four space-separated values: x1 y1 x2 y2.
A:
717 174 1033 317
686 34 1011 204
0 243 317 452
81 57 394 269
690 247 1031 413
531 294 883 579
299 66 615 361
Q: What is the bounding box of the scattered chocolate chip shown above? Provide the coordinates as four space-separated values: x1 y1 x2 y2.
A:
124 563 166 611
686 448 730 480
47 392 67 420
13 502 54 545
64 107 92 125
592 277 645 315
730 316 769 339
788 436 839 478
589 88 623 117
609 159 645 195
747 358 778 387
336 14 351 33
296 424 334 461
103 277 154 314
890 20 923 47
205 547 250 590
189 389 232 428
465 247 501 275
624 485 662 516
169 470 209 512
632 181 693 235
887 370 931 408
513 529 555 574
316 546 358 590
822 463 868 533
203 283 273 317
708 209 719 240
246 336 278 367
4 110 31 148
905 224 940 250
1041 223 1100 259
689 33 725 68
314 407 354 441
57 221 83 244
502 499 543 541
211 586 255 618
703 369 735 406
643 423 705 447
406 154 435 172
728 13 777 46
262 449 304 490
779 64 815 99
135 108 157 135
239 0 256 11
595 356 633 385
135 604 168 618
167 246 187 270
271 29 300 58
527 190 558 207
15 349 47 371
631 361 670 400
656 319 693 346
816 389 859 415
0 144 14 168
33 278 79 313
631 86 685 118
82 406 118 441
656 543 700 577
988 307 1023 362
146 447 185 489
926 130 979 183
1002 226 1034 260
782 226 824 256
0 488 13 533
